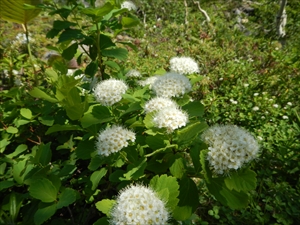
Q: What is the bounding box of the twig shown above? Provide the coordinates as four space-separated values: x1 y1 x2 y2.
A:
184 0 189 25
276 0 287 38
192 0 211 24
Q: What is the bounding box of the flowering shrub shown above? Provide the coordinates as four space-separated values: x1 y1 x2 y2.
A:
1 0 299 225
169 56 200 75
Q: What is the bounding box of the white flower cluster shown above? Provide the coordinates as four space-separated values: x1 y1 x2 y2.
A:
144 97 178 114
93 79 128 106
110 184 169 225
201 125 259 175
121 1 137 11
126 69 141 78
95 125 135 156
169 56 200 75
151 72 192 98
153 107 188 133
138 76 159 88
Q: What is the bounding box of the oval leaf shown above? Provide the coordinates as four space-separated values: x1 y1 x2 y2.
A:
29 178 58 202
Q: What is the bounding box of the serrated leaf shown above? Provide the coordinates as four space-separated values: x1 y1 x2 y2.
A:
145 135 166 150
20 108 32 119
29 178 58 202
95 199 116 216
28 87 58 103
182 101 205 117
122 158 147 180
81 2 113 18
102 48 128 61
90 168 108 190
58 29 85 43
200 150 212 182
57 188 77 209
150 175 179 211
177 122 208 145
100 34 115 50
103 60 120 70
121 16 140 28
62 42 78 60
53 20 76 30
34 202 57 225
224 169 257 192
0 0 42 24
81 105 113 128
169 158 185 179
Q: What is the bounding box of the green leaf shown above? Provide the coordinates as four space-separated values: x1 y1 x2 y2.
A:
150 175 180 211
90 168 108 190
57 188 77 209
103 60 120 70
207 177 249 209
0 0 42 24
88 155 106 171
45 124 82 135
182 101 205 117
38 116 54 126
7 144 27 158
13 159 27 184
93 217 110 225
20 108 32 119
6 126 18 134
189 142 206 174
34 202 57 225
34 142 52 166
58 29 85 43
121 16 140 28
81 105 113 128
53 20 76 30
145 135 166 150
200 150 211 182
178 177 199 212
85 61 98 77
177 122 208 145
169 158 185 179
0 180 15 191
224 169 257 192
0 139 11 153
28 87 58 103
122 158 147 180
100 34 115 50
62 42 78 60
95 199 116 217
29 178 58 203
102 48 128 61
75 140 95 160
173 205 193 221
81 3 113 19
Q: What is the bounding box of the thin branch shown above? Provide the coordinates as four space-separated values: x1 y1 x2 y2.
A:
184 0 189 25
192 0 211 24
276 0 287 38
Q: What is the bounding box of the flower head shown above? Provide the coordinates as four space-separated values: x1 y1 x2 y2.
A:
151 72 192 98
169 56 200 75
95 125 135 156
138 76 159 88
126 69 141 78
93 79 128 106
110 184 169 225
201 125 259 175
144 97 178 114
153 107 188 133
121 1 137 11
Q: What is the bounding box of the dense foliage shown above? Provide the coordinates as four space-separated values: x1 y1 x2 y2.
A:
0 0 299 224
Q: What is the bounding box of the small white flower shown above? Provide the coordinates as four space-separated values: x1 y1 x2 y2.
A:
125 69 141 78
138 76 159 88
169 56 200 75
121 0 137 11
110 184 169 225
287 102 292 106
153 107 188 133
273 104 279 108
282 115 289 120
219 77 223 81
252 106 259 111
151 72 192 98
257 136 263 141
95 125 135 156
244 84 249 87
269 99 274 102
93 79 128 106
201 125 259 174
261 116 265 119
253 93 259 96
144 97 178 114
